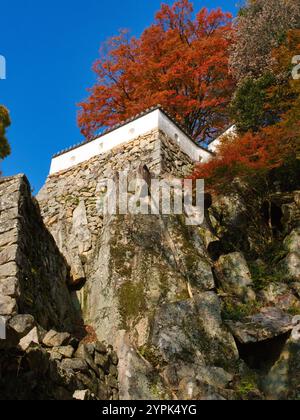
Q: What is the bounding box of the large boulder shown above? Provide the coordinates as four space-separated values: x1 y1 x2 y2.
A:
115 330 170 400
282 229 300 281
215 252 256 302
42 330 71 348
263 316 300 400
0 295 17 316
9 314 35 339
259 283 300 312
19 327 40 351
226 307 293 344
151 293 238 382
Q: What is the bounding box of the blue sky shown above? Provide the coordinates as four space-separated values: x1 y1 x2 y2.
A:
0 0 238 193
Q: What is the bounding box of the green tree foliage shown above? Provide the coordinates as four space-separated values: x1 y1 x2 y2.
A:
230 74 276 133
0 105 11 160
230 1 300 133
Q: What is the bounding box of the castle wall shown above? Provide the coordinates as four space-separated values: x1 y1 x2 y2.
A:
38 129 195 289
0 175 77 331
49 109 212 175
37 128 240 400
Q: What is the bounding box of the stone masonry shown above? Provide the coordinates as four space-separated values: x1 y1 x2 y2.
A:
0 175 119 400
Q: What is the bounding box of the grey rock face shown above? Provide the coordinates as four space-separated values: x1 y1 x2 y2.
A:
0 277 19 298
215 252 256 302
43 330 71 347
151 293 238 368
30 129 299 400
60 358 89 373
226 308 293 344
0 295 17 316
19 327 40 351
115 330 170 400
9 314 35 338
35 133 240 400
263 317 300 400
259 283 300 311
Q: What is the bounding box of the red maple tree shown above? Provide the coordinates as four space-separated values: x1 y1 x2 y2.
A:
78 0 234 143
193 29 300 193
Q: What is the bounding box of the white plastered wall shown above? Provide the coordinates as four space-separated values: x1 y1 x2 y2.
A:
49 109 213 175
208 125 237 153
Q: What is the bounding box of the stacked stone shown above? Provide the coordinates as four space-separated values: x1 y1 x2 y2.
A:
37 129 195 291
0 176 21 320
0 317 119 400
160 131 194 177
0 175 76 331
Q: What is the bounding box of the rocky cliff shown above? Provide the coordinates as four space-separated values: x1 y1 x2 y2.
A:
1 129 300 400
36 129 300 400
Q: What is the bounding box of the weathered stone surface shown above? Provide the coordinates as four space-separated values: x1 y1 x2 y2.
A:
215 252 256 301
284 228 300 253
226 308 293 344
36 146 243 400
48 350 63 361
0 295 17 315
0 175 78 332
19 327 40 351
0 262 18 278
115 331 169 400
29 127 299 400
0 326 118 400
209 194 247 231
95 341 107 354
281 228 300 281
73 389 95 400
263 317 300 400
43 330 71 348
110 350 119 366
94 352 110 372
0 245 18 266
72 200 92 255
260 283 300 311
283 252 300 281
75 344 98 374
0 277 19 297
54 345 75 359
9 314 35 338
151 293 238 369
178 377 226 400
196 366 234 389
60 358 89 373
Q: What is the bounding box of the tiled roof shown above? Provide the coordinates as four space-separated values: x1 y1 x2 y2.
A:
52 105 212 158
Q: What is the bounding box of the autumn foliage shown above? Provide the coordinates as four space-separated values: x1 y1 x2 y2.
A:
78 0 234 143
194 28 300 193
193 121 300 193
0 105 10 160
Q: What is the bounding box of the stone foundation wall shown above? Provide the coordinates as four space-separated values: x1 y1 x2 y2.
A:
37 130 195 289
0 175 119 400
0 175 77 331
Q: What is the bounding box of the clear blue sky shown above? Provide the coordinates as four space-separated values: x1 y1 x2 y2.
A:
1 0 238 193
